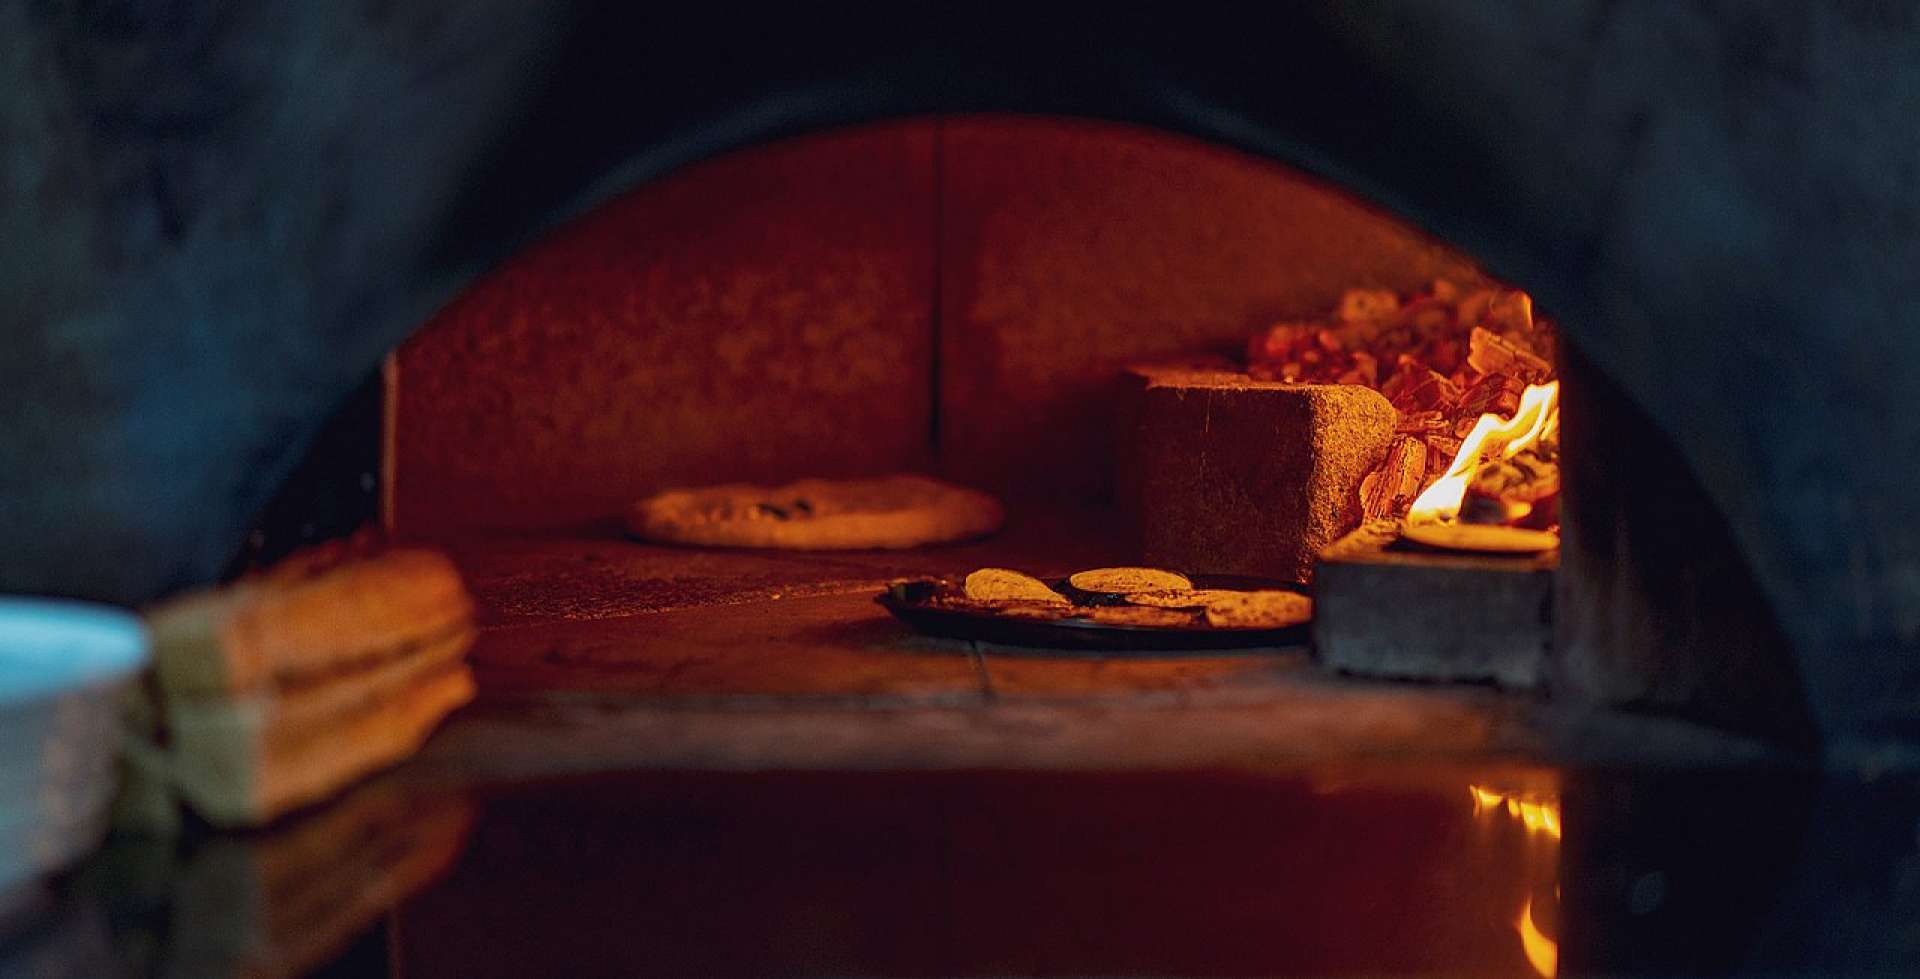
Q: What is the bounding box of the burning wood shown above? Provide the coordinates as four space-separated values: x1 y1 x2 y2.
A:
1462 445 1560 528
1246 283 1560 535
1359 436 1427 522
1394 410 1450 437
1456 372 1523 420
1467 327 1552 383
1409 381 1559 528
1381 363 1461 414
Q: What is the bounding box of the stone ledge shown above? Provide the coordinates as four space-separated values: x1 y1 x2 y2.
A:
1313 519 1555 688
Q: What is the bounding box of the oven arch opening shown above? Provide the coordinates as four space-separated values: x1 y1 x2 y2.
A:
338 114 1810 747
9 3 1912 758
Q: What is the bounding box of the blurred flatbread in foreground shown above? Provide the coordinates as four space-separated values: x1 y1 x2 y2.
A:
137 546 477 828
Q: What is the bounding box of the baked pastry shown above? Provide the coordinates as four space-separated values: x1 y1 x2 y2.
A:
1124 588 1243 609
139 546 477 827
1201 591 1314 629
626 475 1003 550
964 568 1069 604
147 549 472 698
1066 567 1193 595
168 663 474 827
977 601 1080 621
1085 605 1199 627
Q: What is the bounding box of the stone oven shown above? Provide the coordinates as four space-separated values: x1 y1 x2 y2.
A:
376 112 1589 695
6 4 1920 974
11 4 1914 758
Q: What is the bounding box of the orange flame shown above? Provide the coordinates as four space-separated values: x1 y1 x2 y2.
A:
1509 797 1562 838
1407 381 1560 525
1469 784 1561 840
1470 785 1561 977
1518 897 1559 977
1469 785 1506 811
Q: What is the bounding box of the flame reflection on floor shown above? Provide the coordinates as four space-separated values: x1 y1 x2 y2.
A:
1471 783 1562 977
1518 897 1558 977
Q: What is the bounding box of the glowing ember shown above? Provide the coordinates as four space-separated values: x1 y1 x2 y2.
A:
1245 283 1561 540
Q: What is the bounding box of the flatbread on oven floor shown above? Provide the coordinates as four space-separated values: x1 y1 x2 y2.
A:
975 600 1080 621
1124 588 1243 609
964 568 1070 604
1066 567 1193 595
1084 605 1201 627
625 475 1004 550
1201 591 1314 629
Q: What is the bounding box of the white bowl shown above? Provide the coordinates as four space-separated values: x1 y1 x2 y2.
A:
0 597 149 894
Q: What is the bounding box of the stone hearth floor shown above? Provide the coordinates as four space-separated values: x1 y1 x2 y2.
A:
46 516 1911 978
407 514 1783 783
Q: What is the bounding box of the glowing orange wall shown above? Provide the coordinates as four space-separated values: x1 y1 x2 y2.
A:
388 116 1484 536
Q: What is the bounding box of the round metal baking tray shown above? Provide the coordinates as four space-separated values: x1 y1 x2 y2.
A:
876 575 1309 651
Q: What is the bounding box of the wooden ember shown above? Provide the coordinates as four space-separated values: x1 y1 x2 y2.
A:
1246 285 1559 526
1360 436 1428 521
1125 369 1396 584
1462 446 1561 528
1466 327 1552 384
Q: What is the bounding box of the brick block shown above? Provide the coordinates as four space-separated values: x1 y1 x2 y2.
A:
937 115 1486 504
1129 373 1395 583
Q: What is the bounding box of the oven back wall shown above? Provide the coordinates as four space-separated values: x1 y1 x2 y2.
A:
388 122 939 536
388 116 1483 535
935 117 1483 504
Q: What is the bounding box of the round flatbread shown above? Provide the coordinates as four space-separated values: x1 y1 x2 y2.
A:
626 475 1003 550
1125 588 1244 609
1401 522 1558 554
932 596 1077 620
985 601 1080 621
1083 605 1199 628
1202 591 1313 629
964 568 1069 604
1067 567 1193 595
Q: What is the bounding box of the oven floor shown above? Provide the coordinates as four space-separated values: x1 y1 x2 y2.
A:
438 505 1138 627
40 514 1905 978
412 510 1777 780
60 762 1919 977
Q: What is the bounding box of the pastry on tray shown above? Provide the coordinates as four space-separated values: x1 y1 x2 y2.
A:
964 568 1071 604
893 566 1313 632
1066 567 1193 595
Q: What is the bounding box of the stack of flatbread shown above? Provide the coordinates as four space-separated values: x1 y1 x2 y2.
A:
135 549 476 828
